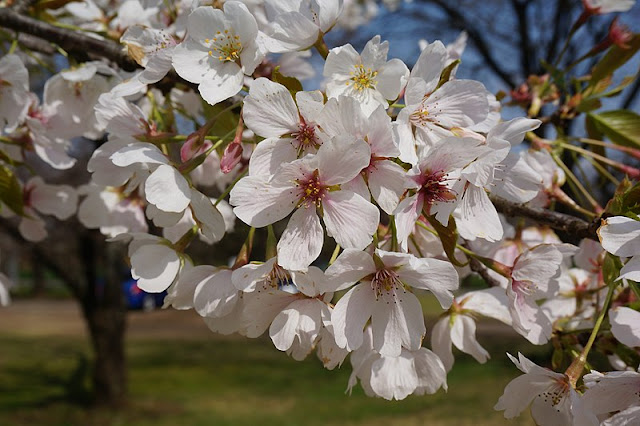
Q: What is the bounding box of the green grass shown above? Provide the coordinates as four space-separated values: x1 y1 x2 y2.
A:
0 331 540 426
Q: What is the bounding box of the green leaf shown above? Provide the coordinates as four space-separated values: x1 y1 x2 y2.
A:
604 177 640 216
425 215 468 267
602 253 623 286
436 60 461 90
589 34 640 89
587 110 640 148
0 165 24 216
272 67 303 94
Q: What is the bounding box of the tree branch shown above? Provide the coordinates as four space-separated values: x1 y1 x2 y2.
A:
489 195 600 241
418 0 518 88
12 0 39 14
0 8 138 71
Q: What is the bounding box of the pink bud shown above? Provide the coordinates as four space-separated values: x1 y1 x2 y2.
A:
608 18 633 49
180 132 211 162
220 142 243 174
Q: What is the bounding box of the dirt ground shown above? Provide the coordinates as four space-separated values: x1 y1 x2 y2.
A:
0 299 218 340
0 299 517 340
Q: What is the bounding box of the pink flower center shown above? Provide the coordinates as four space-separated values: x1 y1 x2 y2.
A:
259 263 292 291
371 268 406 300
538 377 569 408
512 279 537 297
296 169 327 208
292 120 319 153
417 169 457 208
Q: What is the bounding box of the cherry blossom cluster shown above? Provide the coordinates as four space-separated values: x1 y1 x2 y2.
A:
1 0 640 423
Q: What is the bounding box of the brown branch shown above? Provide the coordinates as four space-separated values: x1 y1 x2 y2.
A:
417 0 518 88
0 8 138 71
468 257 502 287
489 195 600 241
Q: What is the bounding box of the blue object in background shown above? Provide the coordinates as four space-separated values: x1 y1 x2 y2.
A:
121 279 166 311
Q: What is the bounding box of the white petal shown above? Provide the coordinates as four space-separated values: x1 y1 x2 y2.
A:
372 292 425 357
131 244 180 292
276 207 324 271
369 353 419 401
367 160 406 214
145 165 191 213
397 256 459 308
322 191 379 250
324 249 376 292
332 283 376 351
193 269 238 318
243 78 299 137
318 136 371 186
431 317 454 372
248 137 298 176
610 306 640 347
598 216 640 257
229 176 297 227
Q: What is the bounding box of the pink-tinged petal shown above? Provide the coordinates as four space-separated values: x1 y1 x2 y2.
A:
494 372 557 419
598 216 640 257
198 62 244 106
413 348 448 394
318 136 371 186
397 256 459 308
369 353 419 401
425 80 490 128
462 287 512 324
249 137 298 176
610 306 640 347
164 265 216 310
430 316 454 372
145 165 191 213
231 258 277 292
193 269 238 318
407 41 447 101
241 288 298 338
512 245 563 297
19 213 47 242
491 151 543 203
451 315 490 364
366 106 398 157
325 249 376 292
342 174 370 203
394 194 423 252
277 207 324 271
270 298 324 360
229 176 297 227
243 78 299 137
372 291 425 357
322 191 379 250
332 283 376 351
376 58 409 101
507 285 552 344
456 184 503 242
368 160 407 214
131 244 180 293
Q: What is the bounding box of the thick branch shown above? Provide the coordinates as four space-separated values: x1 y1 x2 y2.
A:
490 195 599 241
511 0 533 76
0 8 138 71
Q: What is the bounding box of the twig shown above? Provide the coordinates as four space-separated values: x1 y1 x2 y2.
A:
489 195 600 241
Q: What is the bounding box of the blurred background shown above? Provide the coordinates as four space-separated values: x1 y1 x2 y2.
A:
1 0 639 424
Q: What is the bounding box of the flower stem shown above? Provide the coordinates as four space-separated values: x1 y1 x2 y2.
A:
565 281 616 387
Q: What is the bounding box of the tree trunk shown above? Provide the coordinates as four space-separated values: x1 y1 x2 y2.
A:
80 232 128 408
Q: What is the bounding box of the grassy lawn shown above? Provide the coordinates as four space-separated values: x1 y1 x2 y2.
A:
0 329 540 426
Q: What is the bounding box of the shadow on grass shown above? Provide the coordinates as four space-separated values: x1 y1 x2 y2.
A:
0 332 540 426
